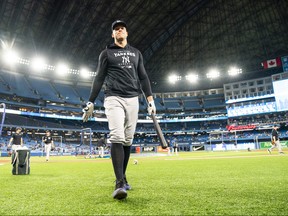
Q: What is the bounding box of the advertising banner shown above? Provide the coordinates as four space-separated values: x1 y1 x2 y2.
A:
260 141 288 149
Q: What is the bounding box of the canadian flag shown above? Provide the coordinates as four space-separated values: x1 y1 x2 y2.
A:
261 57 282 69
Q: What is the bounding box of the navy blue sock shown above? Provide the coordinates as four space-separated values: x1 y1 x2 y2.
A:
111 143 124 180
123 145 131 177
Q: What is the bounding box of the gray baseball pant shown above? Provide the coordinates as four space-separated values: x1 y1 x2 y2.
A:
104 96 139 146
270 140 282 152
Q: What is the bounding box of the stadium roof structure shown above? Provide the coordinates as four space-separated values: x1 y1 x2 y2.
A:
0 0 287 92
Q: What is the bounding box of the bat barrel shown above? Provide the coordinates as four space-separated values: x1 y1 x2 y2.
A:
151 114 168 149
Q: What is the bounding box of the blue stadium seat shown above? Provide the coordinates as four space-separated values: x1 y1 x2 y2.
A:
0 72 38 99
203 99 225 109
27 76 64 103
138 100 146 112
53 82 81 104
75 85 90 101
202 94 225 109
75 86 104 107
154 98 166 111
203 94 224 99
163 98 182 110
183 100 201 110
0 73 14 95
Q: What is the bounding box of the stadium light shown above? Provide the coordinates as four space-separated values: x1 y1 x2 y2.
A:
2 49 19 65
206 69 220 79
185 73 199 83
228 67 242 76
31 56 47 71
56 63 69 75
80 68 90 78
168 74 182 84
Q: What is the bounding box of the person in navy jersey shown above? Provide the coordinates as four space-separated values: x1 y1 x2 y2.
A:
8 127 24 152
43 130 54 161
82 20 156 200
268 125 284 154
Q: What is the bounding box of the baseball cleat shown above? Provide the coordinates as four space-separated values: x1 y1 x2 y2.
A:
124 177 132 190
112 179 127 200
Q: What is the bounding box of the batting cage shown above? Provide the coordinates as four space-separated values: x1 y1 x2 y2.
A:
76 128 93 157
75 128 110 158
52 135 63 154
208 130 256 151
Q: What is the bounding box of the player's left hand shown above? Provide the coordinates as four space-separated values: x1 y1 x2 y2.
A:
82 102 94 122
147 100 156 115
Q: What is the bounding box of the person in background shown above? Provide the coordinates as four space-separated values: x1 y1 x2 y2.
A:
43 130 54 161
8 127 24 152
268 124 284 154
172 137 178 155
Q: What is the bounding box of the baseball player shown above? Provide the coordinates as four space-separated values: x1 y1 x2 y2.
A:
268 125 284 154
8 127 24 152
172 137 178 155
82 20 156 200
43 130 54 161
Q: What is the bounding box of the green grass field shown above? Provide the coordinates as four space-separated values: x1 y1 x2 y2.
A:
0 150 287 215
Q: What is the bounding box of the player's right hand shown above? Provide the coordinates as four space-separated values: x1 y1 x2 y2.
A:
82 102 94 122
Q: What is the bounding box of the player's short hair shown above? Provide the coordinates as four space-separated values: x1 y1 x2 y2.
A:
16 127 22 131
111 20 127 31
46 130 50 133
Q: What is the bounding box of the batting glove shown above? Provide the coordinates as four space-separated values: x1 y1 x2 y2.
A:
82 102 94 122
147 100 156 115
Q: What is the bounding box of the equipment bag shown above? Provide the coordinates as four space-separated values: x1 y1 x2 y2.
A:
11 149 31 175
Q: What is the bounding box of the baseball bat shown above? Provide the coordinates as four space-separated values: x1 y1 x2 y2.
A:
139 87 168 149
150 112 168 149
